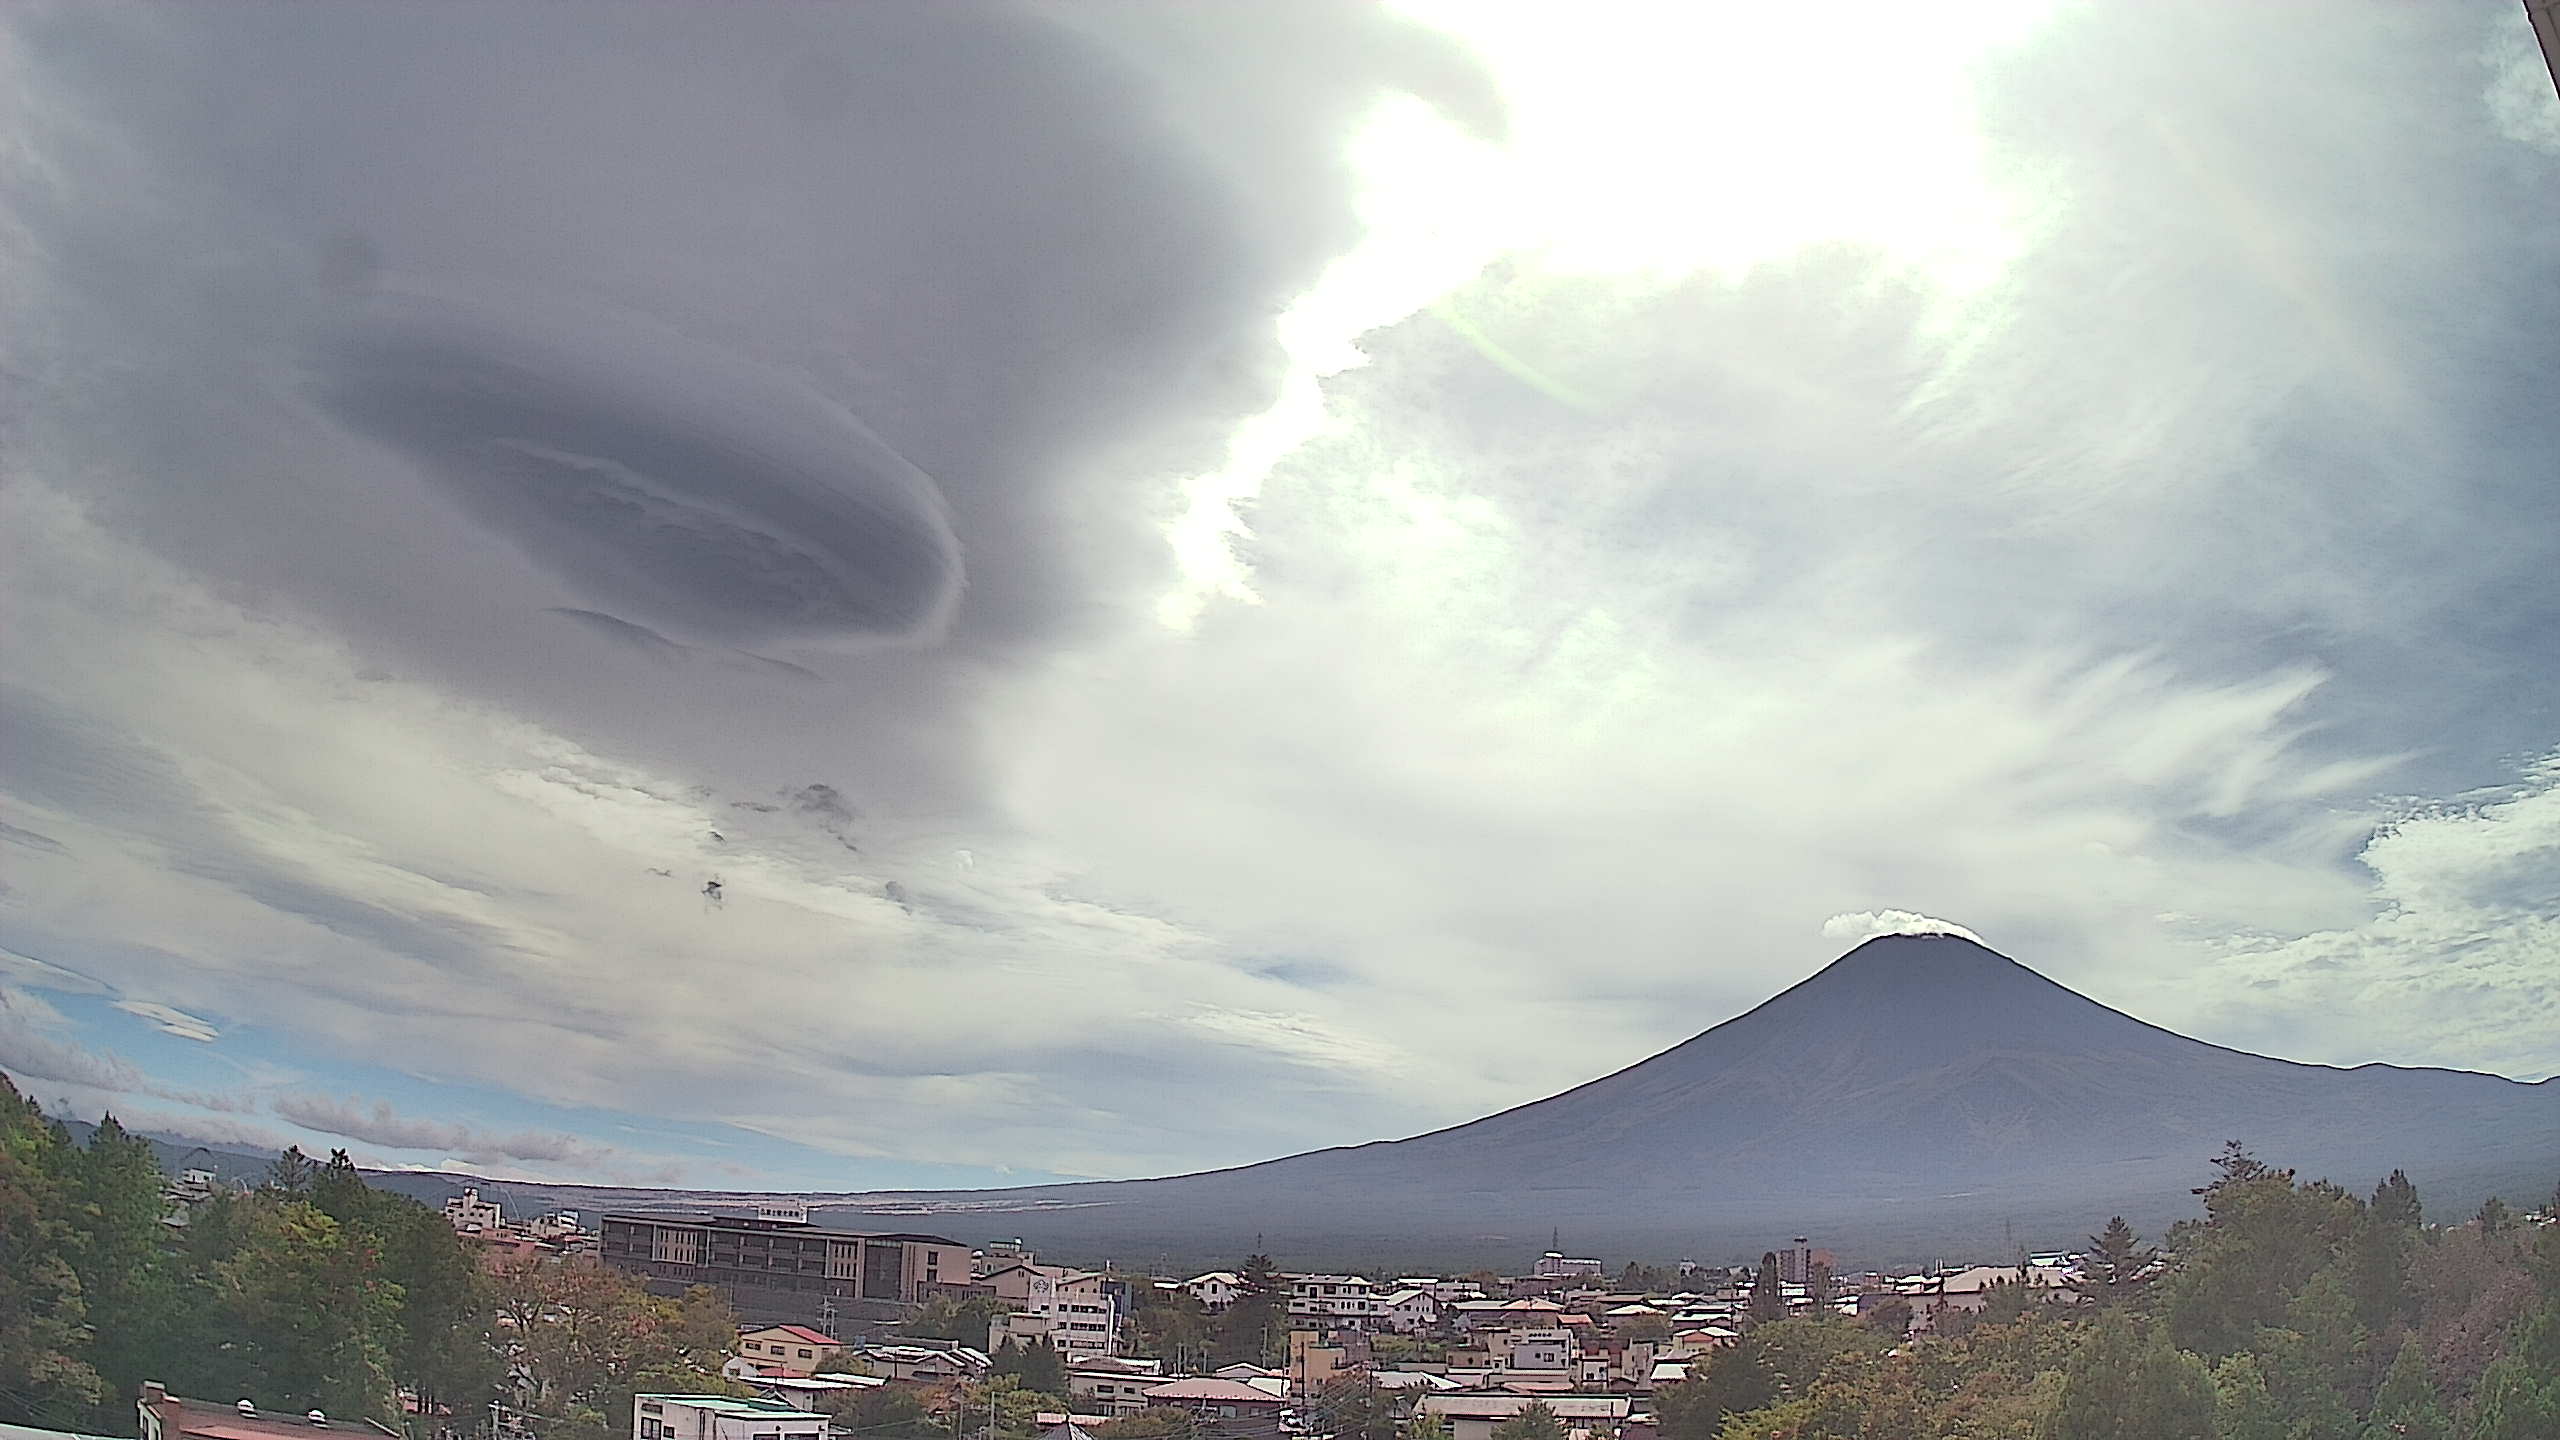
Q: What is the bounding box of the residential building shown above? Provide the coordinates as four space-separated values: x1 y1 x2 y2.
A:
632 1395 826 1440
1138 1380 1287 1439
982 1263 1120 1357
1418 1395 1629 1440
743 1376 885 1409
1491 1328 1575 1371
1285 1274 1396 1325
1066 1358 1165 1416
1895 1265 2076 1332
850 1345 990 1384
1530 1252 1603 1280
444 1188 503 1234
1184 1272 1241 1312
600 1212 966 1323
1375 1289 1440 1334
138 1385 394 1440
734 1325 842 1378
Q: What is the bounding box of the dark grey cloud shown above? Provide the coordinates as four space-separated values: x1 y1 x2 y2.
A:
308 286 961 648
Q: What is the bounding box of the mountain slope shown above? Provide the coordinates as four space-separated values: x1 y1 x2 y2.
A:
365 935 2557 1268
810 934 2556 1265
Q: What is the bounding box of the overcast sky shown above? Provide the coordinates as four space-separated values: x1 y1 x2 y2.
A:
3 1 2557 1191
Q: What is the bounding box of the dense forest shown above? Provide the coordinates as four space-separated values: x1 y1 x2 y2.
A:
0 1076 739 1440
5 1072 2555 1440
1639 1144 2559 1440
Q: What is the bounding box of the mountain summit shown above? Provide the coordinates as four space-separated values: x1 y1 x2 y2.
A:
828 933 2552 1264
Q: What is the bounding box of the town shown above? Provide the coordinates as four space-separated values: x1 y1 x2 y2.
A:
240 1185 2113 1440
7 1098 2554 1440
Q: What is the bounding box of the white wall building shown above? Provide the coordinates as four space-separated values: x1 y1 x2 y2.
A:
984 1263 1120 1357
634 1396 826 1440
1184 1272 1240 1312
443 1187 502 1234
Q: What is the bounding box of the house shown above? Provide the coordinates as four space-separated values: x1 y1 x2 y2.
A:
1450 1298 1565 1331
1491 1329 1575 1371
1285 1274 1388 1324
854 1345 991 1384
1067 1358 1166 1416
1138 1380 1288 1438
747 1376 884 1408
734 1325 842 1378
1418 1395 1629 1440
632 1396 826 1440
1184 1272 1241 1312
1898 1265 2077 1332
983 1264 1120 1357
1375 1289 1440 1334
138 1385 396 1440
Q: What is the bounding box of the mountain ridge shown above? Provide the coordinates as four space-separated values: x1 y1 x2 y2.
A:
358 934 2555 1268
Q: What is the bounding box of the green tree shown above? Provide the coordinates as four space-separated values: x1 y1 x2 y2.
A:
63 1114 176 1429
2474 1196 2510 1236
310 1149 375 1225
1403 1411 1449 1440
2039 1311 2213 1440
2359 1340 2448 1440
1618 1312 1670 1343
824 1384 937 1440
1861 1296 1912 1340
1095 1407 1202 1440
1216 1255 1286 1366
1655 1337 1777 1440
2208 1354 2285 1440
908 1292 1007 1351
489 1254 742 1440
1747 1254 1786 1324
266 1145 316 1195
2072 1217 2156 1308
1488 1400 1564 1440
217 1199 403 1422
2465 1296 2559 1440
1129 1286 1212 1368
2162 1153 2360 1359
953 1375 1044 1440
376 1196 499 1419
1312 1374 1398 1440
0 1077 102 1426
992 1335 1066 1395
1747 1317 1889 1396
2370 1170 2422 1230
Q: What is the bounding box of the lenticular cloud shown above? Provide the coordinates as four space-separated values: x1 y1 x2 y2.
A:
305 285 963 650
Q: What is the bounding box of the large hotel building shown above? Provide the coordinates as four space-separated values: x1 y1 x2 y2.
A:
600 1205 970 1325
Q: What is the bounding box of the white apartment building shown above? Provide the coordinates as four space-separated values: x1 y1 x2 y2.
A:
1286 1274 1391 1324
1531 1252 1604 1279
634 1396 825 1440
983 1263 1120 1357
443 1187 502 1234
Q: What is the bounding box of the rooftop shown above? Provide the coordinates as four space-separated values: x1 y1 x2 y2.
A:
603 1212 963 1246
640 1397 828 1421
1143 1379 1288 1405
